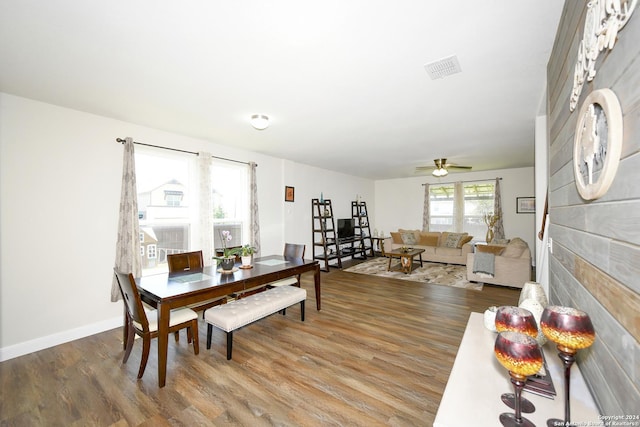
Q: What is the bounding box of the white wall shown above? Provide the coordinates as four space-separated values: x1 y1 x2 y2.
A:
0 93 372 360
374 167 537 260
0 91 534 360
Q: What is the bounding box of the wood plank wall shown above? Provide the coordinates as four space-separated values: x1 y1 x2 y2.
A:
547 0 640 416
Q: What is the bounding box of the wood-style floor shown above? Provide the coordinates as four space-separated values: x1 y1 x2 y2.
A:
0 261 520 426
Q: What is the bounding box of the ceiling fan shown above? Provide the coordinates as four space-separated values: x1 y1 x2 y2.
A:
415 158 473 177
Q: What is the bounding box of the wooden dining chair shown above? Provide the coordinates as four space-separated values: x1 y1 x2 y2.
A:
267 243 306 288
167 250 203 273
113 269 199 379
167 251 228 318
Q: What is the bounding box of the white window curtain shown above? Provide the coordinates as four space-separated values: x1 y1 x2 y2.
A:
422 183 430 231
249 162 261 254
493 177 505 240
198 152 214 265
111 137 142 302
453 181 464 232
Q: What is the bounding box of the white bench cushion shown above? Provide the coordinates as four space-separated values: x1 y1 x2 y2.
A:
204 285 306 332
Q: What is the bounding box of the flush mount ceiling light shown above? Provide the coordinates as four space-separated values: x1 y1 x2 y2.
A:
251 114 269 130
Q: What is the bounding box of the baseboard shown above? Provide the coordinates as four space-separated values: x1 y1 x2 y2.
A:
0 316 122 362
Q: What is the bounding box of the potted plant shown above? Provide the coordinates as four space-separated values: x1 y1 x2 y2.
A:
239 244 256 268
214 230 236 271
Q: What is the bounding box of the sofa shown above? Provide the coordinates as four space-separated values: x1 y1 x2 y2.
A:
387 229 473 265
466 238 532 288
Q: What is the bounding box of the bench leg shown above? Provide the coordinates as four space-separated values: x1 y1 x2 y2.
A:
301 300 305 322
206 324 213 349
226 331 233 360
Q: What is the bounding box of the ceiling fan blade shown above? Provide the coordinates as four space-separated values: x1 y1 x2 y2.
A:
446 165 473 170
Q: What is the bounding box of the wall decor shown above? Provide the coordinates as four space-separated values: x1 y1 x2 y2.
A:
573 88 623 200
569 0 637 111
516 197 535 214
285 186 295 202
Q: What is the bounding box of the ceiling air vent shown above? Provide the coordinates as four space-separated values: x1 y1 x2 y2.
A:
424 55 462 80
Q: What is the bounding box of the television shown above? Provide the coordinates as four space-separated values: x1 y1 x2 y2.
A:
337 218 355 240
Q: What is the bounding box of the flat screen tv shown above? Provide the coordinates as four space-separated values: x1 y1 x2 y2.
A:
337 218 355 240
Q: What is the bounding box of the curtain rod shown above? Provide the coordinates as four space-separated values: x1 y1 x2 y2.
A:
421 177 501 186
115 138 256 166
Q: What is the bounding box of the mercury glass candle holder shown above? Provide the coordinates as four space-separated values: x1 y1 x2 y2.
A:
494 306 539 413
495 306 538 339
540 306 596 427
494 331 543 427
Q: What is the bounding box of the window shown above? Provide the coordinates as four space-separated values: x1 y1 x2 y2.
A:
429 180 495 238
134 147 251 275
211 159 249 250
135 148 193 275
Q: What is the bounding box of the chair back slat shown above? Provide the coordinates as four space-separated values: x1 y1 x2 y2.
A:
114 269 149 331
167 250 204 273
284 243 305 260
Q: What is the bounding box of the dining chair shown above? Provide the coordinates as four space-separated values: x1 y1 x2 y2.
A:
268 243 306 287
167 250 228 317
167 250 203 272
113 269 199 379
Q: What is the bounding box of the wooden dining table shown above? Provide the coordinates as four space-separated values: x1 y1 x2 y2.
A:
136 255 321 387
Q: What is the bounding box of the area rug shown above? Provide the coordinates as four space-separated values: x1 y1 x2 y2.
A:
343 257 483 291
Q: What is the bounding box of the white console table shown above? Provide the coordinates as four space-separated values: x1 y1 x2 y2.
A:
434 312 602 426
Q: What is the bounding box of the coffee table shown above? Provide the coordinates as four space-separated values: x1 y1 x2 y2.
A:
386 248 425 274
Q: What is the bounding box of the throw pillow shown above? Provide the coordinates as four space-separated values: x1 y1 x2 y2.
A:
390 232 404 244
442 232 467 248
477 245 505 255
401 232 417 245
418 232 440 246
459 235 473 247
501 238 528 258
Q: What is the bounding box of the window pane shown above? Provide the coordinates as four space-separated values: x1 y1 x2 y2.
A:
136 149 193 275
211 160 249 251
429 181 495 239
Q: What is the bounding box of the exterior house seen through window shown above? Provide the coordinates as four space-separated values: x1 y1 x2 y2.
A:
135 147 249 275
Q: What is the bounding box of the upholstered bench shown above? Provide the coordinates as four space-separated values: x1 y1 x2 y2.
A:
204 285 306 360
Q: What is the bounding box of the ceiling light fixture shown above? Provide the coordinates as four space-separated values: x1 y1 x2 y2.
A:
432 167 448 177
251 114 269 130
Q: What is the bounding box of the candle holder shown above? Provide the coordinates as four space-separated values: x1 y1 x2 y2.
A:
495 306 539 413
494 331 543 427
540 306 596 427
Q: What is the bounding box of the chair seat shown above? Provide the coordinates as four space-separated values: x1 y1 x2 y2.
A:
267 277 298 287
134 308 198 333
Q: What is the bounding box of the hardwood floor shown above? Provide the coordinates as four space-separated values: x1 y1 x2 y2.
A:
0 263 520 426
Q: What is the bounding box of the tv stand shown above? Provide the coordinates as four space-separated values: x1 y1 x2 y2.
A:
311 199 371 271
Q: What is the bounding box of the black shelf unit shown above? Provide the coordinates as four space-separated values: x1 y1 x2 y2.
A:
352 200 375 257
312 199 370 271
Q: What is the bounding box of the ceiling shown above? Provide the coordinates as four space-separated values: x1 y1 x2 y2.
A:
0 1 564 180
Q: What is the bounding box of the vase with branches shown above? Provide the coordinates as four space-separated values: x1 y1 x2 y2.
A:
484 212 500 243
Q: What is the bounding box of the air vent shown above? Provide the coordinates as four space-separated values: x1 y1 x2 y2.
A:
424 55 462 80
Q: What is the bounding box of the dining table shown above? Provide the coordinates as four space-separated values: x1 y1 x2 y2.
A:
136 254 321 387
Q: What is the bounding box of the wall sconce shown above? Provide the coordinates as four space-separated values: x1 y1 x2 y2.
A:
251 114 269 130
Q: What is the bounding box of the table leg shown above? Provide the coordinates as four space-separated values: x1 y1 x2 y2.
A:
157 303 170 388
387 255 393 271
314 264 321 311
419 253 423 267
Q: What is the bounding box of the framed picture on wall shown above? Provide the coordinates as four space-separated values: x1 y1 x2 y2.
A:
285 186 295 202
516 197 535 214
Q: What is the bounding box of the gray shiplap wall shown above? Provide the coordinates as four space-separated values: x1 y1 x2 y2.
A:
547 0 640 416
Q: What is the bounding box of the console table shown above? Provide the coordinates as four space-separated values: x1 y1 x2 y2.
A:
434 312 602 426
